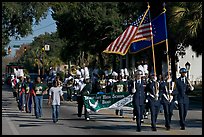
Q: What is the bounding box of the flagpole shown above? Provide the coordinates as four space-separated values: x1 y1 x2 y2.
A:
147 2 159 99
127 4 150 55
163 3 170 80
163 3 172 101
147 3 157 78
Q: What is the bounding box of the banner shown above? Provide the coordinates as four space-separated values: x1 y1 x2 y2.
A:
83 92 133 112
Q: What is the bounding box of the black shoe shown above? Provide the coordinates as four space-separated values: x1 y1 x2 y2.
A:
152 127 157 131
115 110 119 115
180 127 185 130
166 126 170 130
137 129 141 132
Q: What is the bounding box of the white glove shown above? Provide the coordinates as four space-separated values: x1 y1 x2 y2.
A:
145 99 148 103
154 76 157 81
167 78 171 83
190 86 194 91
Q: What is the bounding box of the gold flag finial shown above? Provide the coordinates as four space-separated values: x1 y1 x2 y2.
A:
163 2 166 12
147 2 150 9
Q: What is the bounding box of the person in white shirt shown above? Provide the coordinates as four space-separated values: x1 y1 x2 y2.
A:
48 80 64 123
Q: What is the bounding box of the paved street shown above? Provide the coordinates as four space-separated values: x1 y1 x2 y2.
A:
2 84 202 135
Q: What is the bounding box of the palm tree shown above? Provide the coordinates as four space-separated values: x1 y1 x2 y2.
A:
163 2 202 80
168 2 202 53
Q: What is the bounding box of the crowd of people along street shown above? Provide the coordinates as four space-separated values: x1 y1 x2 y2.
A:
8 62 194 132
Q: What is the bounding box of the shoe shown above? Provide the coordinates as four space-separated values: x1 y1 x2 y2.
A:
166 126 170 130
141 119 144 123
86 118 90 121
144 115 148 119
180 127 185 130
137 128 141 132
133 116 136 120
115 110 119 115
152 127 157 131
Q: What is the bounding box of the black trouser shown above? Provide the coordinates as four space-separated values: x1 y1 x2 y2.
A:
149 100 161 128
77 95 89 119
162 101 174 128
133 104 144 130
67 87 74 101
178 102 189 128
144 101 150 116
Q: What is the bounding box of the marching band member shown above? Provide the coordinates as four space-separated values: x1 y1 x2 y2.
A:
77 76 92 121
113 74 127 118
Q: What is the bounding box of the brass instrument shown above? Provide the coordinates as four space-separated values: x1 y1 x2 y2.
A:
70 65 77 76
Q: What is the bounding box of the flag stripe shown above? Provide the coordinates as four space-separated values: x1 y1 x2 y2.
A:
113 26 132 52
103 9 151 55
120 27 138 53
115 26 136 53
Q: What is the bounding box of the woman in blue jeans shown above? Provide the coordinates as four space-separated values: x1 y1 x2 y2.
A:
48 80 64 123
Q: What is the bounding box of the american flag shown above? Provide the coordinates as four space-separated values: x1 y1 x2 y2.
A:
103 9 152 55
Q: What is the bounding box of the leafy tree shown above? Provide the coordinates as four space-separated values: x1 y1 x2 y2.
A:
2 2 49 50
51 2 146 68
18 32 66 72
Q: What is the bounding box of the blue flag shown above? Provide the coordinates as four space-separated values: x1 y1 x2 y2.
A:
130 12 167 53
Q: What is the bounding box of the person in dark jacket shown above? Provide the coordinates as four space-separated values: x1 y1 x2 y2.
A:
77 76 92 121
175 68 194 130
131 70 145 132
146 73 161 131
159 74 175 130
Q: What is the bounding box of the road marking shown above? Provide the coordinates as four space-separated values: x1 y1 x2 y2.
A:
3 111 20 135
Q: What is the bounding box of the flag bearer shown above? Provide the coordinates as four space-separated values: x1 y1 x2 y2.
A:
146 73 161 131
131 70 145 132
159 74 175 130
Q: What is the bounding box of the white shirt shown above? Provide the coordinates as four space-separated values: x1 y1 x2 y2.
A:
49 86 63 105
181 77 185 83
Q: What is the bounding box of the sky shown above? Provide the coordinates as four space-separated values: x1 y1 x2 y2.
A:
8 9 57 57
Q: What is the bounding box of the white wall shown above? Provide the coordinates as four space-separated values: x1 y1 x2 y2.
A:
177 46 202 84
